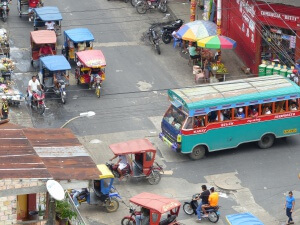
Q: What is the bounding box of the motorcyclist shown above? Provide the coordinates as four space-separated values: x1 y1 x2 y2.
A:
28 75 42 104
109 154 129 180
195 184 210 222
88 68 101 89
201 187 219 217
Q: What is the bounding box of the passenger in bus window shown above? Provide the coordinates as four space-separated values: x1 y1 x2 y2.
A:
275 101 285 113
264 106 272 115
290 102 298 111
223 109 231 120
208 111 217 122
194 116 205 128
236 108 245 119
249 108 258 118
215 110 224 122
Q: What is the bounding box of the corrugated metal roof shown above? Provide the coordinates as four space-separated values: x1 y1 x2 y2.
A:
169 75 300 110
0 123 100 180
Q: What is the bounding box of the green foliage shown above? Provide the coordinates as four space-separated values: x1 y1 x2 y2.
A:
55 200 77 220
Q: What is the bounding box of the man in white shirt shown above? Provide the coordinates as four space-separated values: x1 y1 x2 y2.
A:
110 154 129 180
45 21 55 30
28 75 42 103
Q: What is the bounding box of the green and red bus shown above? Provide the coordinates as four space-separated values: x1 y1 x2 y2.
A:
159 75 300 160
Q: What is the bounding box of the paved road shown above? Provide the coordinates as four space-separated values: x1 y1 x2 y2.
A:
6 0 300 225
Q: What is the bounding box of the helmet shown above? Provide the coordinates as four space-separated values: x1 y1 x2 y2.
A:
293 69 298 74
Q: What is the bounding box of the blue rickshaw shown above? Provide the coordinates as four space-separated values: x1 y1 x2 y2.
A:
62 28 94 61
39 55 71 104
226 212 264 225
33 6 62 36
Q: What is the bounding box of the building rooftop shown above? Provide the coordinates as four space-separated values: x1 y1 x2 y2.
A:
0 122 100 180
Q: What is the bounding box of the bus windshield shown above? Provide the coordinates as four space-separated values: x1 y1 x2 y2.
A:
163 106 186 130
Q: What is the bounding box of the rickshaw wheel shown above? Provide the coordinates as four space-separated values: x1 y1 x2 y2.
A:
95 88 101 98
121 218 135 225
105 198 119 213
148 170 161 185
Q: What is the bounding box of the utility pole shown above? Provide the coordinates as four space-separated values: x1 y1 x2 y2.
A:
190 0 196 22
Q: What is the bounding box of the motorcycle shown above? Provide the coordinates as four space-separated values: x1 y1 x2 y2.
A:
161 19 184 44
147 26 161 55
182 194 220 223
136 0 167 14
30 90 46 115
106 162 131 179
90 74 102 98
0 0 9 22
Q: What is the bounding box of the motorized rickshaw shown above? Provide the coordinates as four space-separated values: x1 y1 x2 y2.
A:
62 28 94 61
30 30 57 67
18 0 43 20
121 192 181 225
107 139 164 185
226 212 264 225
75 50 106 98
69 164 122 213
39 55 70 104
33 6 62 36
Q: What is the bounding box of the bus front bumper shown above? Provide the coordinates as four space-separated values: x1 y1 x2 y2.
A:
159 132 180 152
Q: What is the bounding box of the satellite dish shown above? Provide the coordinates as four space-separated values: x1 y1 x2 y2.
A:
46 180 65 201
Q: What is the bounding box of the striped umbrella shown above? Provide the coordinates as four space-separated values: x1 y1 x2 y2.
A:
176 20 217 42
197 35 237 49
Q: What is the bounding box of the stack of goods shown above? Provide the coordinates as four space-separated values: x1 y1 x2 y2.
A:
211 62 228 73
0 28 8 46
0 58 15 71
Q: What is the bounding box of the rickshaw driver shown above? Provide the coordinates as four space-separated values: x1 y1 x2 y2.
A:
88 67 101 89
54 70 69 89
28 0 39 21
39 44 54 57
45 20 55 31
136 207 150 225
109 154 129 180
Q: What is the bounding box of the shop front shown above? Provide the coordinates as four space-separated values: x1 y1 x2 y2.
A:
221 0 300 74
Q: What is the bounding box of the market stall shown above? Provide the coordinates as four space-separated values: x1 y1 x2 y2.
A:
0 28 10 58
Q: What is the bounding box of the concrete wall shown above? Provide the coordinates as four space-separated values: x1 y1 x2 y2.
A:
0 179 46 225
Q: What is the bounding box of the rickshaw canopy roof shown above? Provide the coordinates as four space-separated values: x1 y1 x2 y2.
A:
130 192 181 214
64 28 94 43
76 50 106 68
34 7 62 21
40 55 71 71
31 30 57 45
226 213 264 225
109 139 156 155
97 164 114 179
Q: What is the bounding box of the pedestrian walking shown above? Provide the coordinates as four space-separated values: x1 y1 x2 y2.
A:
284 191 295 225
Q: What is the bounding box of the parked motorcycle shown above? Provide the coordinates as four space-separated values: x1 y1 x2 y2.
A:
161 19 184 44
131 0 138 6
30 90 46 115
136 0 167 14
147 26 161 55
0 0 10 22
183 194 220 223
106 162 131 179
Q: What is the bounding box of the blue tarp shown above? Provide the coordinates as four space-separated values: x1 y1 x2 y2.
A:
34 7 62 21
40 55 71 71
64 28 94 43
226 213 264 225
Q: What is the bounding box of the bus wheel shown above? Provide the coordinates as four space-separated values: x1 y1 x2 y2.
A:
189 145 205 160
258 134 275 149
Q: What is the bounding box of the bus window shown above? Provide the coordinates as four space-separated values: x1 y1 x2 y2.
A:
275 101 285 113
235 107 245 119
216 110 225 122
184 117 193 129
194 116 206 128
248 105 259 117
163 106 186 130
289 99 298 111
222 109 232 120
262 103 272 115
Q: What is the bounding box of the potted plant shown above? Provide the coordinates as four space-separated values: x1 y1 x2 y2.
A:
55 200 77 225
38 204 44 220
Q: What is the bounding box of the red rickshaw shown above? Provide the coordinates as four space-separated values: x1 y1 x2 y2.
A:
106 139 164 185
75 50 106 98
122 192 181 225
30 30 57 67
